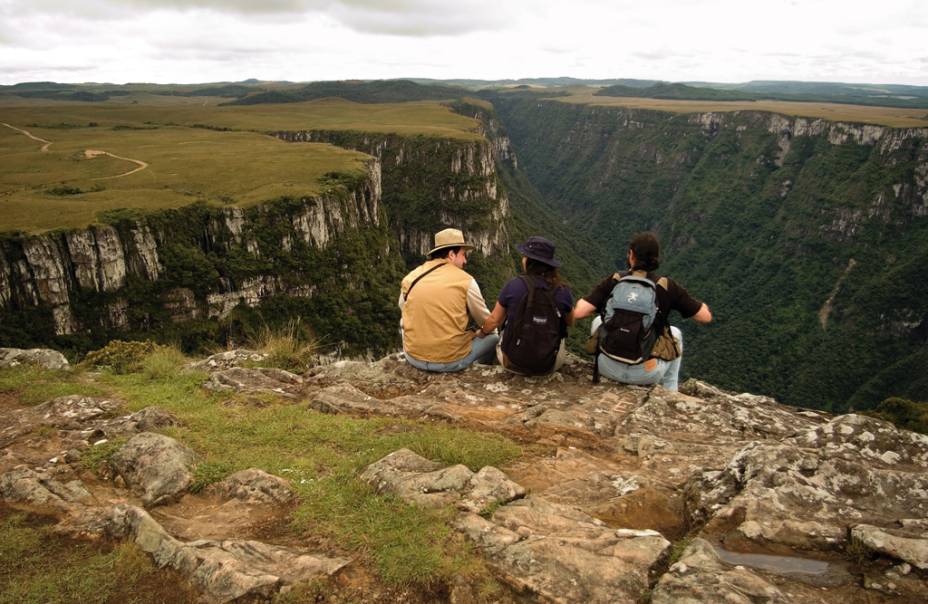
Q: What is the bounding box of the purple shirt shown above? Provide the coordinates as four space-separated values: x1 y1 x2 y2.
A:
498 276 573 333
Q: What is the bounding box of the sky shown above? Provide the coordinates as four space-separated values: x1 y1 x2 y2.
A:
1 0 926 86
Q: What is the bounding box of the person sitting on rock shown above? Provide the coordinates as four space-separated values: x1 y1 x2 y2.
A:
479 236 575 375
572 232 712 390
399 228 498 372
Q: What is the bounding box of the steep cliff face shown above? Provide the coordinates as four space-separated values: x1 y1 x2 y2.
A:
491 96 928 410
272 129 512 291
0 161 404 353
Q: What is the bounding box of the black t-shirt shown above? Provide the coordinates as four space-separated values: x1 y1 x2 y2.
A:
582 272 703 327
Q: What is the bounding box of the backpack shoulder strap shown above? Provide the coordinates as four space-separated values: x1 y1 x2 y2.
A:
403 262 445 301
518 274 535 309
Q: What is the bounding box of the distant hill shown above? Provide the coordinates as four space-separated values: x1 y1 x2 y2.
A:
409 77 660 90
595 82 757 101
595 80 928 109
225 80 470 105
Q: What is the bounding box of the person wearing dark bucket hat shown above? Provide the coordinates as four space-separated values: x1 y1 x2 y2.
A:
398 228 497 372
479 236 575 375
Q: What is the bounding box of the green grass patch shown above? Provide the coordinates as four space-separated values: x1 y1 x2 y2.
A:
0 366 106 405
0 507 197 604
2 352 520 588
80 437 128 474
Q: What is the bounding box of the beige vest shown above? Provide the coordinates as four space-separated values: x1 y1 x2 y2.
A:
401 259 474 363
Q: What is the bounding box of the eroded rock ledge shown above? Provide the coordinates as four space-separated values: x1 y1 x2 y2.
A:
2 350 927 602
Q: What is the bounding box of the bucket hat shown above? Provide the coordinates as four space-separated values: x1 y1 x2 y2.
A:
516 236 561 268
427 228 475 256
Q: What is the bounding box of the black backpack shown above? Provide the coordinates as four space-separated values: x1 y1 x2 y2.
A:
500 276 563 374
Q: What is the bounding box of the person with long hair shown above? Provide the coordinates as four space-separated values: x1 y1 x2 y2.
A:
572 232 712 390
479 236 575 375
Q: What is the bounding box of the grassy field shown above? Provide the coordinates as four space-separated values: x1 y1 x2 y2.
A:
557 90 928 128
0 122 369 233
0 342 522 596
0 96 481 233
0 97 482 139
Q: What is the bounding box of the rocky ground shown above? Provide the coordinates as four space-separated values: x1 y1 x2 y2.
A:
1 347 927 602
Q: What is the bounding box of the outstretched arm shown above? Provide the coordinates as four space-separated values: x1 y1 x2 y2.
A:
691 303 712 324
572 298 597 322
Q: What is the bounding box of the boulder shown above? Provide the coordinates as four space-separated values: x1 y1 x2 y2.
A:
361 448 524 513
102 406 178 435
651 538 787 603
110 432 198 506
207 468 294 504
0 347 69 370
852 524 928 570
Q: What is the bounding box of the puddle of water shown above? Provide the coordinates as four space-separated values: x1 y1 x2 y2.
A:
713 544 831 576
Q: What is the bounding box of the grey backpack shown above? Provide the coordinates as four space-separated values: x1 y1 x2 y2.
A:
598 272 666 365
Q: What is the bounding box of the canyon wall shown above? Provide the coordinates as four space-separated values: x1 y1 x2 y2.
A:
0 161 404 353
491 95 928 410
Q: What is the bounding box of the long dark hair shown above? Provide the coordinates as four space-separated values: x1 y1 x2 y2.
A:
525 258 563 288
629 232 660 272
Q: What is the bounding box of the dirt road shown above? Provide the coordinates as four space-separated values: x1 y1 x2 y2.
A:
1 121 53 151
85 149 149 179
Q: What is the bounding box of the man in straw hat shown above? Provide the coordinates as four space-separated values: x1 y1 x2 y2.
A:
398 228 498 372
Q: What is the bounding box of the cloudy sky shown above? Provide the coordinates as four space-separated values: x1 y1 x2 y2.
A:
1 0 926 86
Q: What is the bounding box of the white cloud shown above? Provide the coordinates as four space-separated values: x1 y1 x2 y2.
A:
0 0 925 85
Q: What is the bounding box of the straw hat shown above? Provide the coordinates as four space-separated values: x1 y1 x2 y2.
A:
427 228 474 256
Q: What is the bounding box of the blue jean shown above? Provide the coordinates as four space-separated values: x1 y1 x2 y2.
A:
404 333 500 372
591 317 683 391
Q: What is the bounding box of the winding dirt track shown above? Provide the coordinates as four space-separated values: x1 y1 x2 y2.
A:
2 122 149 179
1 121 53 151
84 149 149 179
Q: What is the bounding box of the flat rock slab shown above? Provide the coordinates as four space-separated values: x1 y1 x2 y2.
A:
686 415 928 552
458 497 670 603
1 395 121 447
361 448 524 513
0 347 69 370
207 468 294 505
0 465 93 510
107 504 349 603
111 432 198 507
189 349 269 372
623 381 826 444
204 367 303 397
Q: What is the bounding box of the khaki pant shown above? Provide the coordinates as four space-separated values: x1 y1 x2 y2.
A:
497 339 567 376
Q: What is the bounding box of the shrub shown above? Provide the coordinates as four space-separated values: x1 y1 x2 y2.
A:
251 319 320 372
82 340 162 374
865 397 928 435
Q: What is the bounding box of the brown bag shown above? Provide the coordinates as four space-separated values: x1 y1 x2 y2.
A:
650 326 680 361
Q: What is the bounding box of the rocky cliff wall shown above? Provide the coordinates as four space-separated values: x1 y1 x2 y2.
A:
271 129 511 289
0 161 404 353
491 96 928 410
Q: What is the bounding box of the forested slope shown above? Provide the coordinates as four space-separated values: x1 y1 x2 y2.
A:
490 93 928 411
